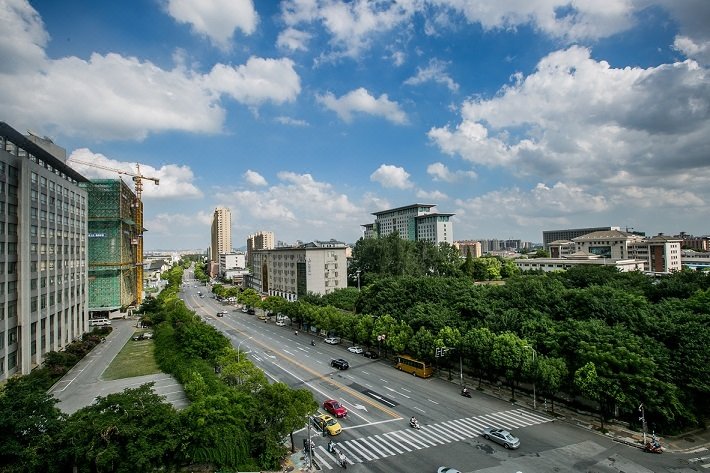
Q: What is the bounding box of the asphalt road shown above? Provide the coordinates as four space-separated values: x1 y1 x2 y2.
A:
184 280 704 473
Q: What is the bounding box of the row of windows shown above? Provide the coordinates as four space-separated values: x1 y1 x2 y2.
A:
2 136 80 187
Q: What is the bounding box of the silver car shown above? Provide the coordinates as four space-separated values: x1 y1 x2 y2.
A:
482 427 520 449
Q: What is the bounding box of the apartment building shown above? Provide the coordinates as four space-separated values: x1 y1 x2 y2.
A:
454 240 482 258
246 240 348 300
363 203 454 245
219 252 246 275
0 122 89 380
210 207 231 263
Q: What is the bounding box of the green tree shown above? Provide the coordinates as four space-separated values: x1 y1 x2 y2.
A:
238 288 261 309
490 332 527 401
462 327 495 388
407 326 436 362
536 356 567 413
0 376 65 473
56 384 181 473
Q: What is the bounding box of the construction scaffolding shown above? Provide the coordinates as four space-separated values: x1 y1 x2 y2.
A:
82 179 139 312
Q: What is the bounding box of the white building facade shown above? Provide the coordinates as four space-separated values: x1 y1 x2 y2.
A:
246 241 348 301
1 122 89 380
364 203 454 245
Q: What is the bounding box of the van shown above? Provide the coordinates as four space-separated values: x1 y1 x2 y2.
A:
89 318 111 327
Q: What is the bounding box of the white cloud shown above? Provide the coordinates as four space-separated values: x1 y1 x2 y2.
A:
0 1 301 141
67 148 203 199
404 58 459 91
221 171 366 242
280 0 417 58
275 116 309 126
316 87 407 124
429 46 710 192
370 164 413 189
427 162 476 182
244 170 268 186
205 57 301 106
147 211 212 243
416 189 448 201
673 35 710 66
165 0 258 49
277 27 312 51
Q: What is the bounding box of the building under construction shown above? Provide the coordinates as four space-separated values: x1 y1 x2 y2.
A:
81 179 140 316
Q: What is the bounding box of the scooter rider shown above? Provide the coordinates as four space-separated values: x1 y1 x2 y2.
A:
338 451 347 468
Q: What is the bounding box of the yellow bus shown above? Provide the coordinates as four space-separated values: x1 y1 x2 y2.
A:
395 354 433 378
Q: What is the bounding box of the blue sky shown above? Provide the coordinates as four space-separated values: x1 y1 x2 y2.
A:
2 0 709 250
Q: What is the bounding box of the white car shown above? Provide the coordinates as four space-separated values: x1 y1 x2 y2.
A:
276 320 285 326
347 346 363 354
324 337 341 345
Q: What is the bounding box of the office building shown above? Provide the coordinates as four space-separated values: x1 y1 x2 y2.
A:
629 234 682 274
542 226 620 250
219 252 246 275
246 240 348 300
210 207 231 263
246 230 274 269
363 203 454 245
1 122 89 380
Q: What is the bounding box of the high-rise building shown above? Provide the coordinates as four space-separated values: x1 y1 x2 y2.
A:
210 207 231 262
1 122 89 380
246 230 274 269
81 180 139 316
363 203 454 245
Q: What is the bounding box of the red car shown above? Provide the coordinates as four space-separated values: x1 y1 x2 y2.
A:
323 399 347 418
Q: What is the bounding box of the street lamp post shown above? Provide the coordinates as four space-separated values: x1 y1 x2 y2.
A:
355 270 361 291
524 345 537 409
377 334 386 357
237 336 253 363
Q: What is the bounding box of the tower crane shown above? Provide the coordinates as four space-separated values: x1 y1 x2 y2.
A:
68 159 159 306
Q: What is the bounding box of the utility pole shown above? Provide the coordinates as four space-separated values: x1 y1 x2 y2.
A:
639 404 647 445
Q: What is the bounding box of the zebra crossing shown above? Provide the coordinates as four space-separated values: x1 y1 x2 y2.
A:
311 408 552 469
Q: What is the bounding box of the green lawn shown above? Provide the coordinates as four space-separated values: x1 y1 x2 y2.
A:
102 335 161 380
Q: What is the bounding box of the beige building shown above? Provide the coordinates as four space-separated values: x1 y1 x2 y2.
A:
454 240 482 258
630 234 682 274
1 122 89 380
246 240 348 301
246 230 274 269
210 207 231 263
515 254 646 273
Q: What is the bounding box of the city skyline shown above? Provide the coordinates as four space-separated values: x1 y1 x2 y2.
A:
2 1 708 250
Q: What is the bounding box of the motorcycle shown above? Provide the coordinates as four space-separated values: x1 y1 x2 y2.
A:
643 440 663 453
311 340 316 346
409 419 421 430
461 388 471 398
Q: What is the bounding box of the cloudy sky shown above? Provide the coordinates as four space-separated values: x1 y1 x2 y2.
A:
2 0 709 250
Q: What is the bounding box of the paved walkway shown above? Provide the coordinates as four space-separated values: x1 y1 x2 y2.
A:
48 317 188 415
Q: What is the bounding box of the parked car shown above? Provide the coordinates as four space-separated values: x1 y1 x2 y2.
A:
275 320 286 326
363 350 379 359
247 308 256 315
482 427 520 449
132 334 144 341
142 332 153 339
241 307 249 313
437 468 462 473
330 358 349 370
323 399 348 418
347 346 363 354
324 337 341 345
312 414 342 436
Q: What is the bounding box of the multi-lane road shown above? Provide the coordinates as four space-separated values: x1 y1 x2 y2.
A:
181 278 703 472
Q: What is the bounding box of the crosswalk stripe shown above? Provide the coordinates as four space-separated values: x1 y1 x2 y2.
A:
389 430 429 449
320 408 551 467
345 439 377 460
479 413 513 430
444 418 476 437
490 410 531 428
335 443 362 463
382 431 415 452
374 433 408 454
414 428 449 445
358 436 395 457
428 423 467 441
312 450 334 470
